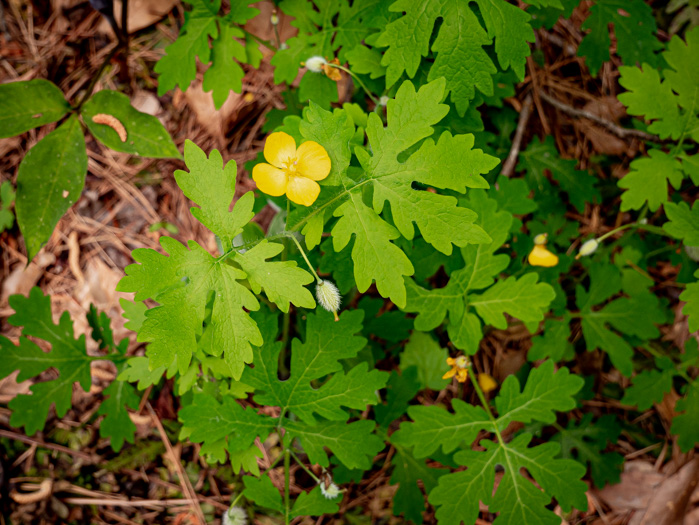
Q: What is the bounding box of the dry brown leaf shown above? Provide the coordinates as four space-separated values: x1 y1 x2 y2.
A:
181 83 245 140
632 458 699 525
1 252 56 302
97 0 177 35
594 460 664 511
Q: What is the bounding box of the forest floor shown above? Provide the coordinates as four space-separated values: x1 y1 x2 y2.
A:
0 1 697 524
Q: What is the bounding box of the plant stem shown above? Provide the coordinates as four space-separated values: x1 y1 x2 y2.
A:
288 449 321 483
288 234 321 283
471 369 506 446
240 26 277 51
284 448 291 525
325 63 379 105
74 45 120 109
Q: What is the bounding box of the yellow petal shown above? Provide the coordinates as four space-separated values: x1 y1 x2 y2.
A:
456 368 469 383
442 368 456 380
287 175 320 206
478 373 498 393
264 132 296 168
253 163 288 196
446 357 456 366
528 245 559 267
296 141 331 181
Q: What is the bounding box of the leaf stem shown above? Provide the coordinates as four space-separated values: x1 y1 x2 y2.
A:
325 63 379 105
288 234 321 283
471 370 506 446
284 448 291 525
288 448 321 483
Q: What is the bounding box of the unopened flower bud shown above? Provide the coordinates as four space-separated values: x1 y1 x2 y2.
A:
378 95 389 106
223 505 247 525
316 280 341 321
685 245 699 262
304 56 327 73
576 239 599 259
270 12 279 25
319 481 341 499
533 233 548 245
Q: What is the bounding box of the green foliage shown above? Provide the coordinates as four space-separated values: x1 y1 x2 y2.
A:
179 310 386 513
0 288 135 450
578 0 661 76
617 28 699 211
118 141 315 379
400 331 448 390
682 270 699 332
154 0 260 108
15 116 87 261
393 361 587 525
0 181 15 232
272 0 387 105
553 414 624 488
81 90 181 158
664 201 699 246
376 0 534 114
288 79 497 308
518 135 599 213
0 79 71 138
405 191 555 354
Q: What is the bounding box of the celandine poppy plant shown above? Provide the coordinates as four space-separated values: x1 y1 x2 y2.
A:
252 131 331 206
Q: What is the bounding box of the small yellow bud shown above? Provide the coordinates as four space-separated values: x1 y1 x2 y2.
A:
316 280 341 321
477 373 498 393
533 233 548 245
528 244 559 267
270 13 279 25
576 239 599 259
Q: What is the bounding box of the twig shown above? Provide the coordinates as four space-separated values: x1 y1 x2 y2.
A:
0 429 97 462
62 497 196 508
501 94 533 177
146 403 206 525
538 91 664 143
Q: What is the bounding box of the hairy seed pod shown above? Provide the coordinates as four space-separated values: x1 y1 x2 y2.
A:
316 280 341 321
92 113 127 142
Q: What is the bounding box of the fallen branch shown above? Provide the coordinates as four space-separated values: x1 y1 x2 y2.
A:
538 91 663 144
501 94 534 177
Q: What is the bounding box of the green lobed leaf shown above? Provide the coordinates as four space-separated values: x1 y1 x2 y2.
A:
242 475 284 512
118 142 317 378
154 0 219 95
517 135 599 213
375 368 421 428
15 115 87 261
0 79 70 138
619 149 685 212
400 331 449 391
578 0 661 76
376 0 533 114
290 486 340 518
81 90 180 158
664 201 699 246
290 80 496 307
553 413 624 488
671 381 699 452
243 310 387 424
681 270 699 332
202 23 247 109
98 378 140 452
431 435 587 525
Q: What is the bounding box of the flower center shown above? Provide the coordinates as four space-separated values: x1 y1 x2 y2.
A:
455 356 469 369
282 156 299 174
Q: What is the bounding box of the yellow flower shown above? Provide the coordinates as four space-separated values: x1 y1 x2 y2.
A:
443 355 470 383
528 233 559 267
252 132 331 206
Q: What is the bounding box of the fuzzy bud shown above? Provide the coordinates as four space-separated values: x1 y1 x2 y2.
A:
533 233 548 245
270 12 279 25
319 481 341 500
685 245 699 262
223 505 247 525
316 280 341 321
577 239 599 259
378 95 389 106
304 56 328 73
